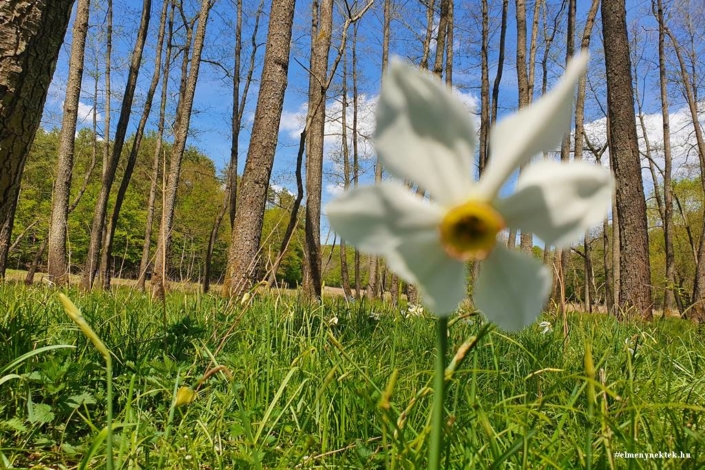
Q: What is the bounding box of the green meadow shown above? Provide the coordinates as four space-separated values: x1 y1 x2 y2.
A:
0 282 703 469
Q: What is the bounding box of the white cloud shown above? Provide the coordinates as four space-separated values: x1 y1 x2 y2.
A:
325 182 344 196
279 103 307 137
582 103 705 185
77 101 102 124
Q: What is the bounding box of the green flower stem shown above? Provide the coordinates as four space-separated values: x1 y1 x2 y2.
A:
429 317 448 470
106 354 113 470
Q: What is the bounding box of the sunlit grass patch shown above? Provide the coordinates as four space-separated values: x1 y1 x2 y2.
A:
0 283 702 468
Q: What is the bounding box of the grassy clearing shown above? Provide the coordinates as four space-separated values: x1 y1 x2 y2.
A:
0 283 703 469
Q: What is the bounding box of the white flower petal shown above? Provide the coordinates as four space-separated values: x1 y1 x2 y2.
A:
476 51 589 199
375 59 476 205
495 160 614 248
474 245 552 331
392 232 467 315
325 182 444 255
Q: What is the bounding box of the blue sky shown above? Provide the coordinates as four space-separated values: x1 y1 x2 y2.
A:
42 0 692 242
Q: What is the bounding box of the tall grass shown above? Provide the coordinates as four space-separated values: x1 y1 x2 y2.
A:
0 282 703 468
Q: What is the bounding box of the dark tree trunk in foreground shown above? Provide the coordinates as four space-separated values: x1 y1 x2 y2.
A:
46 0 90 285
601 0 652 319
225 0 296 297
0 0 74 279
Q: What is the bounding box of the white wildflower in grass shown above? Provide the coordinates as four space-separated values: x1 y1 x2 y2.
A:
539 321 553 335
406 303 425 318
369 311 381 321
328 316 339 326
326 51 613 332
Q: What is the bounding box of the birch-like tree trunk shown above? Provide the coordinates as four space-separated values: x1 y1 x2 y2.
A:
81 0 151 290
46 0 91 285
151 0 211 299
138 1 175 290
663 26 705 322
100 0 169 289
573 0 599 312
302 0 334 300
653 0 678 314
352 22 363 299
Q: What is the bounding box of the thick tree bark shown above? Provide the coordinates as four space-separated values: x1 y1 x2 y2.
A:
224 0 296 297
512 0 530 250
0 0 74 278
602 0 652 319
151 0 211 299
302 0 334 300
82 0 151 290
46 0 90 285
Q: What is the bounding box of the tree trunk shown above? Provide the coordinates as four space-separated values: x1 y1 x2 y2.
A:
46 0 91 285
515 0 533 252
420 0 435 70
338 51 353 299
224 0 297 297
302 0 334 300
137 0 175 291
653 0 677 314
432 0 450 78
479 0 490 175
82 0 151 290
151 0 211 300
0 2 74 276
101 0 162 290
573 0 600 312
203 0 263 293
267 3 369 291
556 0 576 297
445 0 453 86
602 0 652 319
352 22 363 299
662 25 705 322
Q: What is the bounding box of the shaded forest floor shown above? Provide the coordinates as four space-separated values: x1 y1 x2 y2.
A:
0 282 703 468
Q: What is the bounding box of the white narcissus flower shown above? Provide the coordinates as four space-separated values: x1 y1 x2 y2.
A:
539 321 553 335
325 51 614 331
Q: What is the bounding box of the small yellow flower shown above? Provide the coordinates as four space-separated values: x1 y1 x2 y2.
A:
174 386 197 407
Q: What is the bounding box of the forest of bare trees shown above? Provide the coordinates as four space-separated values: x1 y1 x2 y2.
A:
3 0 705 322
